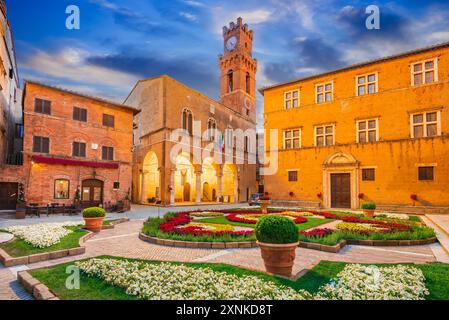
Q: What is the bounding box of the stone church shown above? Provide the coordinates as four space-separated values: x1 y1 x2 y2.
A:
126 18 258 206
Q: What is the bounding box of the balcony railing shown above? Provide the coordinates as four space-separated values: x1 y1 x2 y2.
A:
5 153 23 166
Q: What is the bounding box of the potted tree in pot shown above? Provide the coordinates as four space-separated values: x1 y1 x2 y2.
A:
256 215 299 278
259 193 271 214
361 201 376 218
83 207 107 232
15 184 26 220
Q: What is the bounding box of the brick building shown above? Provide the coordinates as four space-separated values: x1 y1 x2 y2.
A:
126 18 258 205
21 81 138 207
260 42 449 213
0 0 23 210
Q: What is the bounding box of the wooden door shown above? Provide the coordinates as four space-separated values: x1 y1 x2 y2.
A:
331 174 351 208
81 179 104 207
183 183 191 202
0 183 18 210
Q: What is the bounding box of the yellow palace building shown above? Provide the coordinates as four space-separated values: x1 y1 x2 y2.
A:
260 42 449 214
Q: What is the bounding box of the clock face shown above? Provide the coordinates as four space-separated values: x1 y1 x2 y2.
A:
226 36 237 51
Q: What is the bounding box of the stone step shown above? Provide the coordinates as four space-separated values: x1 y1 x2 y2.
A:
422 216 449 262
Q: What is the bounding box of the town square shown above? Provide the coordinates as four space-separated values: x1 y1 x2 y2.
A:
1 0 449 307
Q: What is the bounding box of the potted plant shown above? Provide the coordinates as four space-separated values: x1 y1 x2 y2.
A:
15 184 26 220
256 215 299 278
259 193 271 214
361 201 376 218
83 207 107 232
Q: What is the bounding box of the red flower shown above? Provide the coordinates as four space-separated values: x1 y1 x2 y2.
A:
410 194 418 201
358 193 365 199
301 228 333 238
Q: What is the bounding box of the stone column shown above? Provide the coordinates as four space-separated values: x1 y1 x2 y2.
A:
169 168 176 206
195 166 202 204
140 171 148 204
217 165 223 203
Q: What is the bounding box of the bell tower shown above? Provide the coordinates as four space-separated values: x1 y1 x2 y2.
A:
219 17 257 121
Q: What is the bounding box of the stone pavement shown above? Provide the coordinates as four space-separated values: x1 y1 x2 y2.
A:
0 219 444 300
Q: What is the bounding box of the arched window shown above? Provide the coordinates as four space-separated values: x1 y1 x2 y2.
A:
207 118 217 141
182 108 193 135
246 72 251 94
227 70 233 93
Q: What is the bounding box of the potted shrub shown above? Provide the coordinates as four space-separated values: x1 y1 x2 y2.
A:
259 193 271 214
361 201 376 218
256 215 299 277
83 207 107 232
15 184 26 220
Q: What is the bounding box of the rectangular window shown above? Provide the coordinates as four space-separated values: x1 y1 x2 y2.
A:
288 171 298 182
103 114 115 128
316 82 333 104
284 90 300 109
412 59 438 86
33 136 50 154
357 119 378 143
102 146 114 161
54 179 70 199
357 73 378 96
283 129 301 149
418 167 434 181
113 182 120 190
73 107 87 122
362 169 376 181
73 142 86 158
34 98 51 115
315 125 334 147
411 111 440 138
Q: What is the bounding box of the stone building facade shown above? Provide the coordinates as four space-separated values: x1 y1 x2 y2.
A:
21 81 137 207
126 18 258 206
261 42 449 213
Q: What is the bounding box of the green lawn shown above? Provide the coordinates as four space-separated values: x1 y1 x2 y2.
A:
30 257 449 300
0 227 87 258
200 216 333 231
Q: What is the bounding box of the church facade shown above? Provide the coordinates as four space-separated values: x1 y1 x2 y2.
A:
126 18 258 205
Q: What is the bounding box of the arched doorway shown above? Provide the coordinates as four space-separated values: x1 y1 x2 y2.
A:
201 157 218 203
174 153 194 203
203 182 212 202
82 179 104 207
141 151 160 204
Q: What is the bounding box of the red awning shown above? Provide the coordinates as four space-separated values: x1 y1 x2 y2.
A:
32 155 119 169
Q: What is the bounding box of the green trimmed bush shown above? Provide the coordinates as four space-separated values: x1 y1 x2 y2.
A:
83 207 107 218
361 202 376 210
255 215 298 244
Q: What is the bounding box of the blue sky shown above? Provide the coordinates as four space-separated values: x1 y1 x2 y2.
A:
7 0 449 124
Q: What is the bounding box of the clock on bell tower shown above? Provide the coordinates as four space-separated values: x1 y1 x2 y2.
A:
219 17 257 121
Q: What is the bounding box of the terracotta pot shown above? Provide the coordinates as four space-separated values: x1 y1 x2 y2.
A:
363 209 375 218
258 241 299 277
83 217 104 232
15 209 26 220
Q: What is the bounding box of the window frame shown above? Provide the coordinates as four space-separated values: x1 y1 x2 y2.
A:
33 136 50 154
102 146 114 161
207 118 217 141
356 118 379 143
410 110 441 139
314 124 335 147
182 108 193 135
284 89 300 109
54 179 70 200
72 141 87 158
283 128 302 150
411 58 438 86
34 98 52 115
102 114 115 128
362 168 376 181
315 81 333 104
287 170 298 182
73 106 88 122
418 166 434 181
356 72 378 96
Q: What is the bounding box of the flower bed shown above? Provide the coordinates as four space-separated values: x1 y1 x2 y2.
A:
190 212 224 218
3 222 82 248
316 264 428 300
76 258 311 300
226 213 308 224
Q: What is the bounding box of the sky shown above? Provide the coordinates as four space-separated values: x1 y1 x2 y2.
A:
6 0 449 126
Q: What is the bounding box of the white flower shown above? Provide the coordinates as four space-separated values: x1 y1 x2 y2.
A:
5 221 81 248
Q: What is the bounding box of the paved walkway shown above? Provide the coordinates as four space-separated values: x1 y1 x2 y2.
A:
1 219 444 300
